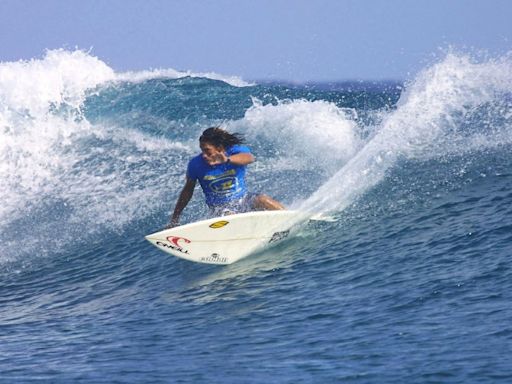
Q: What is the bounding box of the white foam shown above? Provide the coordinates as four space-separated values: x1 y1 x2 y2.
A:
0 50 203 263
0 49 115 118
230 98 361 173
0 50 116 224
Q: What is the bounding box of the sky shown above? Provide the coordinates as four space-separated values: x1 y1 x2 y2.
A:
0 0 510 82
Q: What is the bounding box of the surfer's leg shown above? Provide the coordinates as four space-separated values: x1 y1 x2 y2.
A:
252 194 285 211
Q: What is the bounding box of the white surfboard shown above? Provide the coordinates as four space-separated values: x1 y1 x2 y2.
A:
145 210 309 265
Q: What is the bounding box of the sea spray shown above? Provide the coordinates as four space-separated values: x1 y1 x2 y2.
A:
0 50 114 224
0 51 202 262
300 52 512 214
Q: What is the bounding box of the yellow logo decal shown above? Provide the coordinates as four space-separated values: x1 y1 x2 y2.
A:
209 220 229 229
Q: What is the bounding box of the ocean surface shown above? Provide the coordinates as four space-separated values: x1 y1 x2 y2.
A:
1 49 512 383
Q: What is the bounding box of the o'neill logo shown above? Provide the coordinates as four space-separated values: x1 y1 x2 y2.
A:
167 236 191 248
156 236 191 254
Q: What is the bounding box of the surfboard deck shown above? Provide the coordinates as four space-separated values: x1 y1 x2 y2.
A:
145 210 309 265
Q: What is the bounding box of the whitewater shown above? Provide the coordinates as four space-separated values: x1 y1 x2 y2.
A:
1 49 511 383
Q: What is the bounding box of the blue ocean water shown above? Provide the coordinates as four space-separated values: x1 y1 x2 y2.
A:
1 50 512 383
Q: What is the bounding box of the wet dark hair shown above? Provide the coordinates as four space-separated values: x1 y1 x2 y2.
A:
199 127 245 148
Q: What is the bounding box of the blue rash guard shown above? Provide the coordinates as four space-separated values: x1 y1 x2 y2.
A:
186 144 251 207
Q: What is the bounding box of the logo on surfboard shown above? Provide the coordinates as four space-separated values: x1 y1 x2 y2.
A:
209 220 229 229
167 236 191 247
155 236 191 254
200 253 228 264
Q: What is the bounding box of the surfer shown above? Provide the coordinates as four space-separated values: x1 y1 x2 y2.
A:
167 127 285 227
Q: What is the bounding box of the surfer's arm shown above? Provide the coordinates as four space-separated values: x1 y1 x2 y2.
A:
226 152 254 166
168 177 196 228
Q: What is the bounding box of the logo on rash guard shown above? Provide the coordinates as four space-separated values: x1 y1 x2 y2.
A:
208 176 238 194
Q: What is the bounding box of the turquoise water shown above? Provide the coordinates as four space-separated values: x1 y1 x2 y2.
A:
1 50 512 383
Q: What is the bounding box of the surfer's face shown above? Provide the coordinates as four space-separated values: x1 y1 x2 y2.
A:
200 142 225 165
200 142 223 156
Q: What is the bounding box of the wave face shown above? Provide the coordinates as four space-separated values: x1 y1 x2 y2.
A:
1 49 512 383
